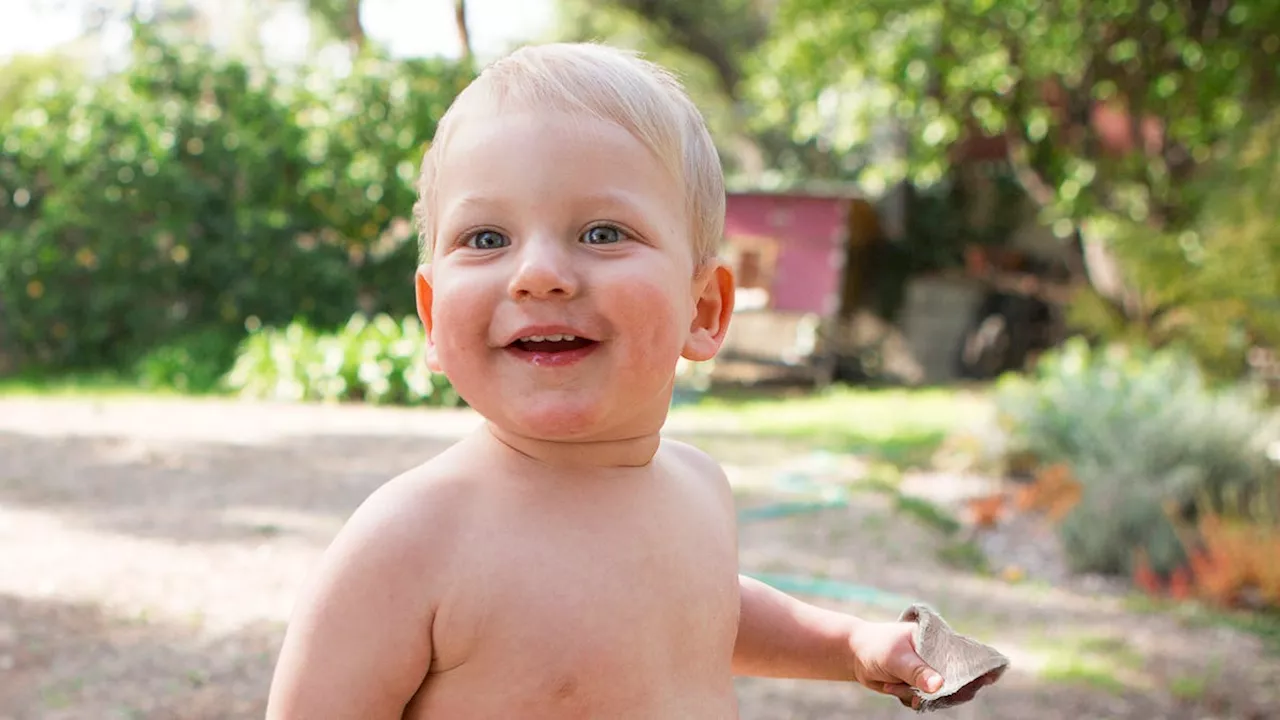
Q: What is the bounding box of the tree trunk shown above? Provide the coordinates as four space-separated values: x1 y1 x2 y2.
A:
609 0 769 184
344 0 366 52
454 0 473 67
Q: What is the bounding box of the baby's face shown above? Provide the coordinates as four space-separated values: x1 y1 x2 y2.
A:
416 103 730 442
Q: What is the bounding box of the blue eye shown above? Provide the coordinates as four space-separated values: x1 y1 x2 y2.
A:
582 225 623 245
467 230 509 250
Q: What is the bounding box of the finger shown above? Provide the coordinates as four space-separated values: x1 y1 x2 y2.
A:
880 681 921 702
904 658 945 694
880 682 918 708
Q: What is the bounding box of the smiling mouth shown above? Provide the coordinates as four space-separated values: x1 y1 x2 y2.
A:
508 333 599 354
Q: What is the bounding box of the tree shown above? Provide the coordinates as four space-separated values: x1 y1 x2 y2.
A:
454 0 473 68
759 0 1280 328
553 0 860 186
305 0 367 53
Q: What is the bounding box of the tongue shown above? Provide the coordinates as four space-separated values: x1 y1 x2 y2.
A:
517 337 595 353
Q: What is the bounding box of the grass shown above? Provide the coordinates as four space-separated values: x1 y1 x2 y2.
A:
1031 633 1145 695
1168 673 1209 702
1038 656 1130 695
0 370 188 398
894 494 962 534
673 385 989 468
937 538 990 572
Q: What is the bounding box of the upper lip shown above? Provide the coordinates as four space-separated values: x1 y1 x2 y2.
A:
500 325 599 346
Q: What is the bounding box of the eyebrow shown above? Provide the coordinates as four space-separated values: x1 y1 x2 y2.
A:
441 189 658 222
571 189 654 213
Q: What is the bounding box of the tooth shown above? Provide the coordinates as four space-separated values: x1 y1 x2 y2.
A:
546 334 564 342
563 335 576 341
527 335 545 342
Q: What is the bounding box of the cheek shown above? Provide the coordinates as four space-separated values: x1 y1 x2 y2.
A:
429 276 490 369
609 274 691 363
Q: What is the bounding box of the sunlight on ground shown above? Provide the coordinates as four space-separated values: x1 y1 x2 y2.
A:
670 385 992 467
4 395 1280 717
0 505 311 634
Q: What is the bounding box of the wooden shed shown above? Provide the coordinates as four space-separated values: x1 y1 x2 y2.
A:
714 190 886 381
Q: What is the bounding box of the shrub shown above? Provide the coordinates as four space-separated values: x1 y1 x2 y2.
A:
994 337 1279 576
1182 511 1280 609
223 313 462 407
133 328 243 394
0 28 471 373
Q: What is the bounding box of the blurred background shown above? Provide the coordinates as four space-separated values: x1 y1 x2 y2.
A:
1 1 1278 718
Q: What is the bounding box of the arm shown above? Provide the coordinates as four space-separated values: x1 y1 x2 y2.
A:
676 441 940 694
732 576 944 703
731 574 861 680
265 477 442 719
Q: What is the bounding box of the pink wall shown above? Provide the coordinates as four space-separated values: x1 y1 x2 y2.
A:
723 193 848 315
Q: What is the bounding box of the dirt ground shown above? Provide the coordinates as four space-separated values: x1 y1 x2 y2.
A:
1 397 1277 720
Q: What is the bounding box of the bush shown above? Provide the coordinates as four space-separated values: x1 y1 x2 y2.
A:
133 328 243 394
0 27 471 373
994 337 1279 576
223 313 462 407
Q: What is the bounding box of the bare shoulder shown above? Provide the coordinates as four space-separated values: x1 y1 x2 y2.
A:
317 444 478 593
349 447 478 549
659 436 734 506
265 445 478 719
661 436 728 479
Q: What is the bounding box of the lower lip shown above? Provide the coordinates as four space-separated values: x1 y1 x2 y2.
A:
504 343 600 368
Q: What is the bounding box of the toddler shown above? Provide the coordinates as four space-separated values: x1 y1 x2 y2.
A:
265 42 946 719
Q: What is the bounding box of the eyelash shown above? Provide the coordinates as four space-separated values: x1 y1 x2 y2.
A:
459 223 632 250
581 223 628 245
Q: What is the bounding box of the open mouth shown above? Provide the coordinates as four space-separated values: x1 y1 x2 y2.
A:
508 333 599 354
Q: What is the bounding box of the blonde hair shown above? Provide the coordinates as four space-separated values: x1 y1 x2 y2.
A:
413 42 725 266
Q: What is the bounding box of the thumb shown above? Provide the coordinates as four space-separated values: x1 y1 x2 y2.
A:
907 659 944 694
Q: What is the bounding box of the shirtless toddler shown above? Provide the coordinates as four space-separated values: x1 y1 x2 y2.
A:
265 42 945 719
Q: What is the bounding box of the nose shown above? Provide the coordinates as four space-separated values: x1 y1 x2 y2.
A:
508 236 579 300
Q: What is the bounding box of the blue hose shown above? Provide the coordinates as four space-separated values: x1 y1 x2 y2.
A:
737 467 914 609
736 498 849 523
746 572 916 609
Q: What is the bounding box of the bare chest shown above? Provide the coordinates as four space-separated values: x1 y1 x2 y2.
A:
413 479 741 717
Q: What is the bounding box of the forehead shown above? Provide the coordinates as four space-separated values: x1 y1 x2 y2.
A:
433 100 686 218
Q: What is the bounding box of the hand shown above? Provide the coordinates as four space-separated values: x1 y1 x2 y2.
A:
847 620 944 710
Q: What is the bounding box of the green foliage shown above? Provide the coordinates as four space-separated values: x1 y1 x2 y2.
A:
0 52 84 120
0 26 471 374
549 0 755 180
1071 112 1280 378
1057 459 1188 576
994 338 1279 575
224 313 462 407
550 0 860 189
133 328 243 394
761 0 1279 222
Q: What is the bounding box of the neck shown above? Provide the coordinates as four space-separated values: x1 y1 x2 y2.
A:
483 421 662 470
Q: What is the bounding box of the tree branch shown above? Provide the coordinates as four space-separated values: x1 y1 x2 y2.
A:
454 0 473 68
611 0 765 98
1002 38 1058 208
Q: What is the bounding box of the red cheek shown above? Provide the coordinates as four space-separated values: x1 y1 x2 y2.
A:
609 279 687 352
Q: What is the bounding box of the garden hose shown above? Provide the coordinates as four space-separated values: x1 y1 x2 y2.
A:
737 466 915 610
744 572 916 610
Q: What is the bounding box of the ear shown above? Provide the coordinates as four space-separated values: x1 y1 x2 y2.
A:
414 264 443 372
682 260 735 362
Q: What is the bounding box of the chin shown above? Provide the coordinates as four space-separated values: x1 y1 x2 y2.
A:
498 393 668 443
503 399 613 441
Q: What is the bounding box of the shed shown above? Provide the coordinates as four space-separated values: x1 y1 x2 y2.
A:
720 190 881 317
714 190 885 380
